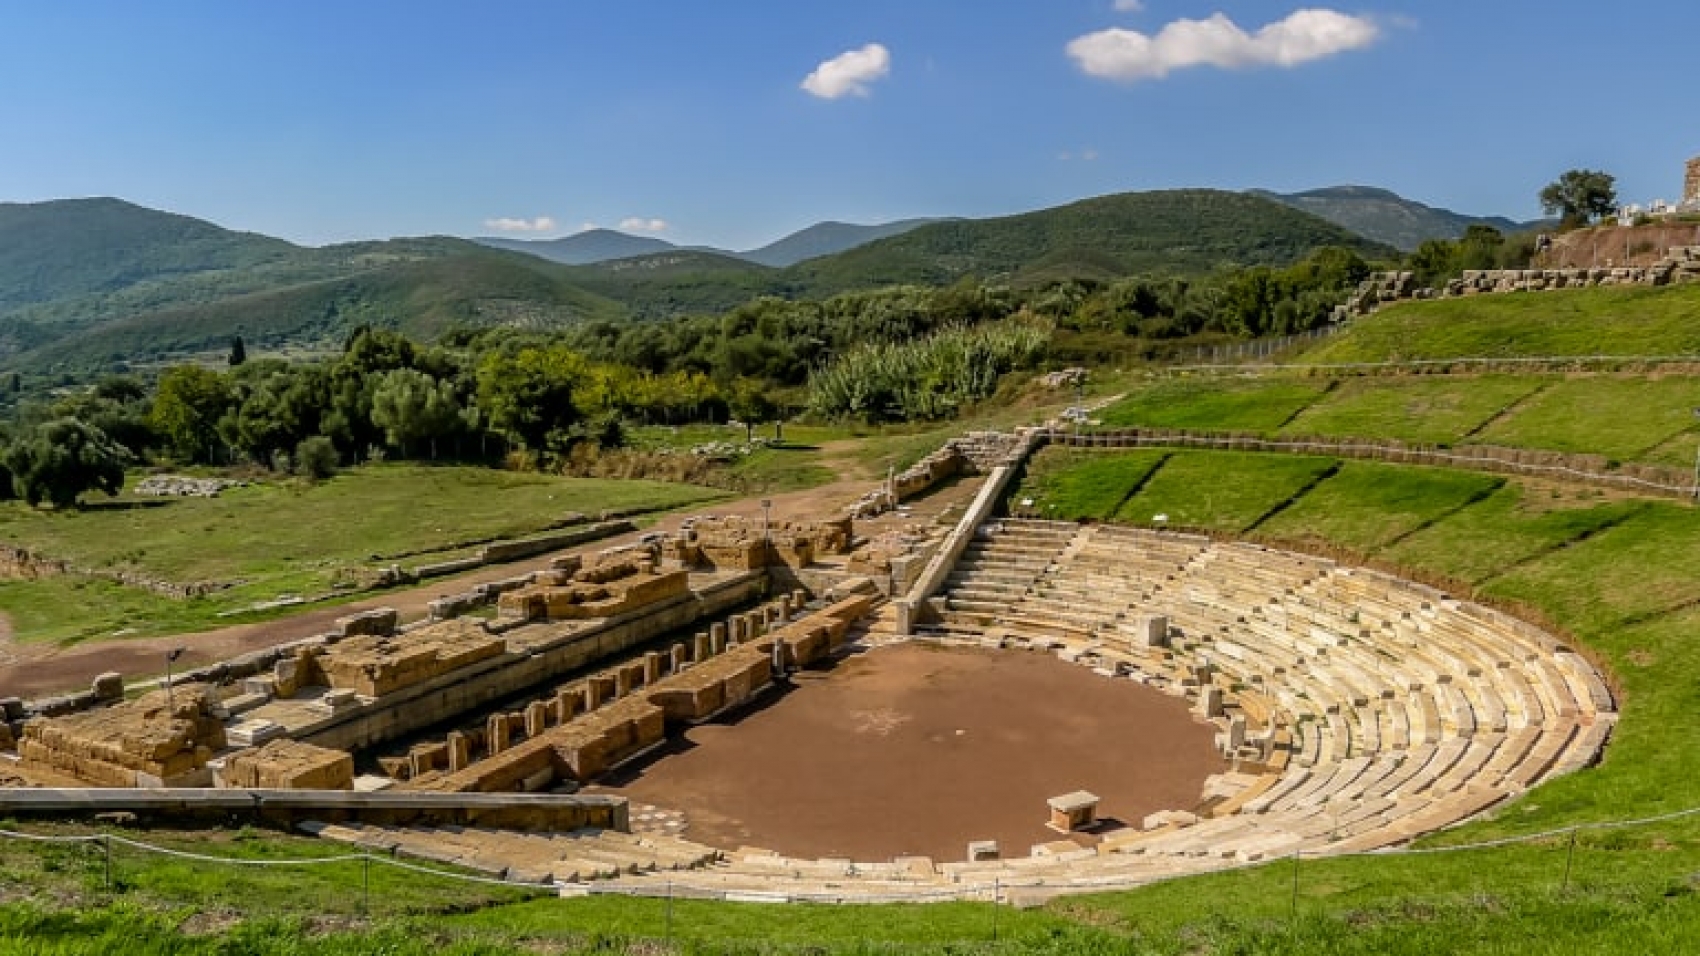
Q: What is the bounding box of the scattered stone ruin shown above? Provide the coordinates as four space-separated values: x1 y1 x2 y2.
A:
1342 245 1700 318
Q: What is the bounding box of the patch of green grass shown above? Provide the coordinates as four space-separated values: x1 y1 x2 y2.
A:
449 895 1071 947
0 575 234 646
1114 451 1339 532
725 446 839 493
1096 376 1333 433
1257 460 1504 550
1472 376 1700 460
1299 283 1700 363
1480 503 1700 637
1009 448 1170 520
1280 374 1547 445
1380 483 1648 585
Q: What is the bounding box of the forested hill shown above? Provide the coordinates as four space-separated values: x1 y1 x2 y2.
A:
0 197 298 312
786 189 1397 294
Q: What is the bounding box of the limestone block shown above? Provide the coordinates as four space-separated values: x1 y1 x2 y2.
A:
226 719 287 747
447 731 470 772
525 701 548 737
91 672 124 701
1199 687 1224 718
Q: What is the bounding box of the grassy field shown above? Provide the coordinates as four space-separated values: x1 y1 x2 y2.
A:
0 464 726 644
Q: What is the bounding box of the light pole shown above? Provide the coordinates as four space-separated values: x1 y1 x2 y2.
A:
164 647 185 710
1692 409 1700 500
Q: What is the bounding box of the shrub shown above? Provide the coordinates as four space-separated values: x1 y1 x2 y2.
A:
295 436 338 481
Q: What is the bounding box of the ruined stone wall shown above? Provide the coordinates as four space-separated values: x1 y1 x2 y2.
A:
1345 247 1700 318
0 545 69 582
495 560 689 622
18 684 227 787
218 739 354 790
315 618 507 697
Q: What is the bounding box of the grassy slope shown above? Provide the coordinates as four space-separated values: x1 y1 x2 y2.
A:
1299 282 1700 363
0 465 725 644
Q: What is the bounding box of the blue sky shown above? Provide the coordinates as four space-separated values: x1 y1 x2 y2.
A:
2 2 1696 249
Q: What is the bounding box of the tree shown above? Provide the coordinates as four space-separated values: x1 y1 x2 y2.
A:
1540 169 1617 229
475 345 585 452
3 417 128 508
150 365 232 464
371 368 462 459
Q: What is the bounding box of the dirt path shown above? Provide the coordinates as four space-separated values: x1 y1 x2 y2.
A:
591 642 1227 861
0 476 931 700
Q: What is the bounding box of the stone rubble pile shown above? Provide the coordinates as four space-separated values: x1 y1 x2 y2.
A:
132 475 247 498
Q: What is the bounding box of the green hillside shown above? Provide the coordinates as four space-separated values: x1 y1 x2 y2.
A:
0 197 297 313
17 249 630 375
787 189 1398 293
560 250 783 319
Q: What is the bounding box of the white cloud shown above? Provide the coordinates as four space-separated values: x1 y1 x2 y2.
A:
483 215 557 233
1113 0 1145 11
801 43 892 99
619 217 669 234
1067 8 1379 82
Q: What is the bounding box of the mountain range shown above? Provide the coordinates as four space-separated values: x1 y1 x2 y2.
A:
473 218 943 268
0 183 1520 381
1250 186 1542 252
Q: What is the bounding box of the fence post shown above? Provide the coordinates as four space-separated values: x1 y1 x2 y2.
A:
1289 850 1301 925
1561 827 1578 893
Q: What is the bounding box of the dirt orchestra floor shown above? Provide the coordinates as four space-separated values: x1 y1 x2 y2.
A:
591 641 1228 862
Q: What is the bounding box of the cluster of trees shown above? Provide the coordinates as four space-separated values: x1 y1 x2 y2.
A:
1042 246 1375 342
